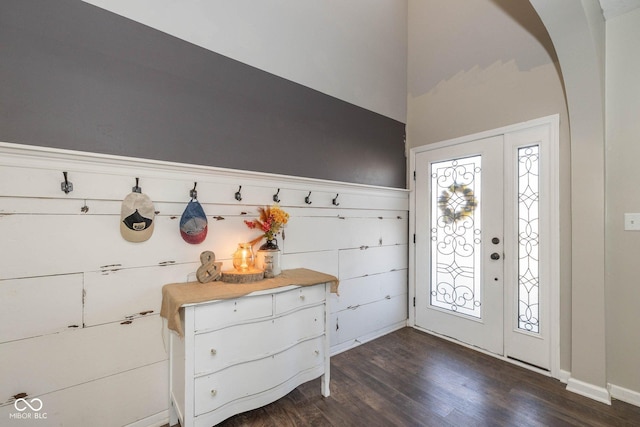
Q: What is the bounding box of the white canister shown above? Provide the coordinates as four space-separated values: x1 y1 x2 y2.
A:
255 248 281 278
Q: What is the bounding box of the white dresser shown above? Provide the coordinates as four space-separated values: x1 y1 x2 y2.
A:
167 282 331 427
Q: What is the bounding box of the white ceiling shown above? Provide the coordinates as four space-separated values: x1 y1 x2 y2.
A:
599 0 640 19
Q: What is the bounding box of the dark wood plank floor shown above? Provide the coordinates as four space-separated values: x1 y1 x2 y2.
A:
175 327 640 427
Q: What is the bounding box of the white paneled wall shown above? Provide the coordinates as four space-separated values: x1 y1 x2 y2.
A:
0 142 408 427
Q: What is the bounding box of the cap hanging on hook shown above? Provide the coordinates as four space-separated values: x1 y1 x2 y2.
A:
180 197 208 244
121 180 155 243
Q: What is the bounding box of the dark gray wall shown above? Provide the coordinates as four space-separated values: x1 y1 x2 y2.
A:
0 1 406 188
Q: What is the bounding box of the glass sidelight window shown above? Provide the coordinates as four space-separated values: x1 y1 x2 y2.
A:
517 145 540 333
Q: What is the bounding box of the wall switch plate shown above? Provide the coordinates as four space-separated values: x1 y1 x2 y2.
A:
624 213 640 231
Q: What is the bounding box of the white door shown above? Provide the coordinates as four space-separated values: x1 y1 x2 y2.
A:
413 121 557 371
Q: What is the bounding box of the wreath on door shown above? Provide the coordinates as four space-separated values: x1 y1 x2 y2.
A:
438 182 477 223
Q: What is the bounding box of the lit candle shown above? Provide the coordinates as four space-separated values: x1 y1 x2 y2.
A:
233 243 254 272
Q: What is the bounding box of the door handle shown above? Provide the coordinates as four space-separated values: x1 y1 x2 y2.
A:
490 252 500 260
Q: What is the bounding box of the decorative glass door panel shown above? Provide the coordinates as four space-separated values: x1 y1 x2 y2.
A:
517 145 540 333
430 156 482 318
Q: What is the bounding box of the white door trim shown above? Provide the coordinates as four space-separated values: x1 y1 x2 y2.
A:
408 114 560 379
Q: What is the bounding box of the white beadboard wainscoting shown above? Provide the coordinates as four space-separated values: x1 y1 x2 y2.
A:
0 142 408 427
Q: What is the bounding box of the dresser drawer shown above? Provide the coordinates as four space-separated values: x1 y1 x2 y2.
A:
275 284 325 315
194 336 325 416
194 304 325 375
194 293 273 332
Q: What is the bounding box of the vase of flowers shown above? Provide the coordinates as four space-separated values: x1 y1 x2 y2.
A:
244 205 289 277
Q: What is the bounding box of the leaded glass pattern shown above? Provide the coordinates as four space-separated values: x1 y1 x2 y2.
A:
518 145 540 333
430 156 482 318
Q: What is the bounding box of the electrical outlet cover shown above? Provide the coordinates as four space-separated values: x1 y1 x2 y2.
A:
624 213 640 231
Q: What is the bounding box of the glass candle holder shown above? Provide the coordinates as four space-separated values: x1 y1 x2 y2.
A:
232 243 255 272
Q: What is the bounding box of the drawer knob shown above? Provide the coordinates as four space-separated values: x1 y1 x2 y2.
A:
300 295 305 301
210 349 217 355
211 389 217 396
314 350 320 356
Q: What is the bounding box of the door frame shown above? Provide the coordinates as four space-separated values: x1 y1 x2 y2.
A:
408 115 560 379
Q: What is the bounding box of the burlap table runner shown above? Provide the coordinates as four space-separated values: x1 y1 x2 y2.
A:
161 268 339 336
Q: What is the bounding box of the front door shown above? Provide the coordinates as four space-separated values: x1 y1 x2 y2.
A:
413 121 556 371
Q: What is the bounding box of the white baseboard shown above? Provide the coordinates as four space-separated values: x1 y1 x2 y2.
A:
566 377 611 405
609 383 640 407
558 369 571 384
330 320 407 356
125 410 169 427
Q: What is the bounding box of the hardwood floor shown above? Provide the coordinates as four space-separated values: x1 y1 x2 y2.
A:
176 327 640 426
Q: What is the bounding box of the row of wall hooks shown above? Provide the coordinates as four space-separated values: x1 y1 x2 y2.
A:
301 191 339 206
59 172 342 206
273 188 339 205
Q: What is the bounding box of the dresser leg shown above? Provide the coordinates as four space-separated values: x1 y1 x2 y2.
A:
321 373 330 397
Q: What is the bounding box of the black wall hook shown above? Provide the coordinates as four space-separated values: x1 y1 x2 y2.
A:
132 177 142 193
332 193 340 206
305 191 312 205
60 171 73 194
273 188 281 203
235 185 242 201
190 182 198 199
